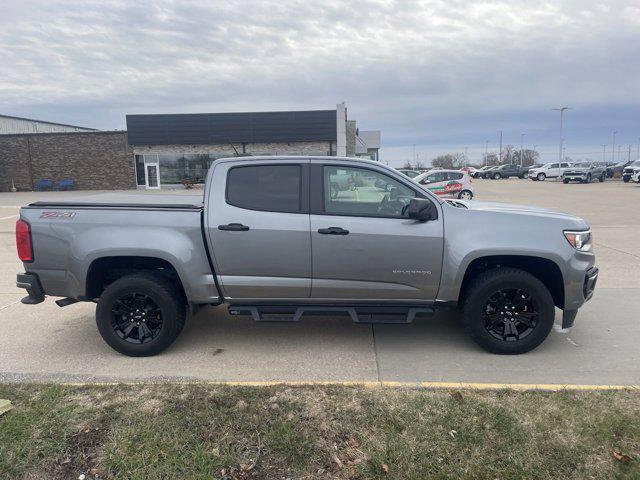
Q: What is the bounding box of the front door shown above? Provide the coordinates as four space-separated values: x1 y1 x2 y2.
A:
145 162 160 189
206 160 311 300
310 163 444 301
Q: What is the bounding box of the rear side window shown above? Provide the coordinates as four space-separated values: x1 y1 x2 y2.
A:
447 172 463 180
227 165 302 213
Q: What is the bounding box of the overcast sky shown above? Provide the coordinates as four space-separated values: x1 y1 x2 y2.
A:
1 0 639 166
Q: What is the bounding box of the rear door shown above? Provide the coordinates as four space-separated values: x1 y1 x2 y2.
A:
309 161 444 301
205 159 311 300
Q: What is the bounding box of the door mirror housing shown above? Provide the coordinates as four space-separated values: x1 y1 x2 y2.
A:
407 198 438 222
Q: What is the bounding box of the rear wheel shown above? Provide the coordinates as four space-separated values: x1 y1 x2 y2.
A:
562 178 569 184
623 176 630 183
584 173 592 184
96 272 186 356
599 173 605 182
493 173 501 180
462 268 555 354
537 173 546 181
458 190 473 200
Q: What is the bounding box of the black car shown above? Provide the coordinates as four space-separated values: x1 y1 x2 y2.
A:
487 163 528 179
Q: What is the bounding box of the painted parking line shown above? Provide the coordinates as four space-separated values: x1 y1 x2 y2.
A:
0 214 19 220
59 380 639 391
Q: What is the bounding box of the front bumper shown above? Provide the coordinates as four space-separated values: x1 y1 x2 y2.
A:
16 272 45 304
562 266 598 328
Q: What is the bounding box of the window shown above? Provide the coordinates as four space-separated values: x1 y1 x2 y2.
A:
134 155 145 186
549 163 559 168
323 166 415 217
421 171 446 184
227 164 302 213
446 172 464 180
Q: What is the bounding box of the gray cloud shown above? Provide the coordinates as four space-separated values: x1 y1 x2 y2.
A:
1 0 639 164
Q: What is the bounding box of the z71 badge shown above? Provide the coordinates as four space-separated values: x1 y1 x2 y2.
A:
40 211 76 219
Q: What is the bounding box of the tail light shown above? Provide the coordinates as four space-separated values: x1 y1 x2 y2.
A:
16 219 33 262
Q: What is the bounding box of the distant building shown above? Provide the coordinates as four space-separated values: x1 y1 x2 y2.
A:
0 103 381 191
356 130 381 161
0 114 96 135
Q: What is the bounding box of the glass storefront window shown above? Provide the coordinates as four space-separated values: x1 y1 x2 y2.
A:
135 155 145 186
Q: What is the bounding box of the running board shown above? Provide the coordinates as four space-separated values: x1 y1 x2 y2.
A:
227 305 434 324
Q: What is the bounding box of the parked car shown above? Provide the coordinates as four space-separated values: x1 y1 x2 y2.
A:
471 166 493 178
397 169 421 178
481 166 501 179
413 169 474 200
460 166 478 176
528 162 572 181
488 163 528 179
632 169 640 184
562 163 607 183
622 160 640 183
16 156 597 356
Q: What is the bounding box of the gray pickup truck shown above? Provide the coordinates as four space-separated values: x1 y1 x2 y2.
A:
16 156 598 356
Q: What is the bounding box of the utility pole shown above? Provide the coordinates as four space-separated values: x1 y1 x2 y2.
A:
484 140 489 165
618 145 621 162
552 107 570 164
520 133 525 166
499 130 503 164
601 144 606 162
612 131 617 162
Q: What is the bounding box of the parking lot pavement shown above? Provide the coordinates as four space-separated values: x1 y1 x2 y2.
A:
0 181 639 385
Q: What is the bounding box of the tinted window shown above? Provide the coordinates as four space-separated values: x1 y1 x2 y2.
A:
549 163 559 168
324 166 415 218
422 171 447 184
227 165 301 213
447 172 463 180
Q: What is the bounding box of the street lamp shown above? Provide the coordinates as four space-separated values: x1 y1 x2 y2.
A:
601 144 606 162
612 131 617 162
552 107 570 164
520 133 525 167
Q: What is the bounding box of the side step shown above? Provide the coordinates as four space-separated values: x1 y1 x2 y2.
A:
228 305 434 324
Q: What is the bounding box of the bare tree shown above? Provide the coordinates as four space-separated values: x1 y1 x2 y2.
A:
402 160 412 169
431 152 466 169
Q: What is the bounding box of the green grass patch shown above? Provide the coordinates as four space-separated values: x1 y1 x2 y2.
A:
0 384 638 479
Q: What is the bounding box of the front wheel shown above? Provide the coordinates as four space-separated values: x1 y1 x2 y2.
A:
458 190 473 200
461 267 555 354
599 173 605 182
584 173 592 184
623 177 630 183
562 178 569 184
537 173 546 181
493 173 501 180
96 272 186 356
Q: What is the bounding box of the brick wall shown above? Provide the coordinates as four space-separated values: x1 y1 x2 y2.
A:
0 131 135 191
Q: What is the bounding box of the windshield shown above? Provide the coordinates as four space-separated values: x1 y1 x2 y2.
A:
631 160 640 167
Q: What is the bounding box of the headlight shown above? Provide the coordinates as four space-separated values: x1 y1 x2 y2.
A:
564 230 591 251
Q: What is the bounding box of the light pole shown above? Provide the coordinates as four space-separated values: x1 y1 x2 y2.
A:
520 133 525 166
612 131 617 162
552 107 570 164
601 144 606 162
499 130 503 164
484 140 489 165
618 145 621 162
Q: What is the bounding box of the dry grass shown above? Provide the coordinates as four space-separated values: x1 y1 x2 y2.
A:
0 383 638 479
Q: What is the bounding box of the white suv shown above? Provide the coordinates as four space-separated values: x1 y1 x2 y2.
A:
413 170 474 199
528 162 572 181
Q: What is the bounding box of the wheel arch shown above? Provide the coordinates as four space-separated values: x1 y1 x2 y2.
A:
85 256 187 302
458 255 565 309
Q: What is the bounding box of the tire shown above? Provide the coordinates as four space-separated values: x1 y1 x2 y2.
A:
537 173 546 181
458 190 473 200
585 173 592 184
562 178 569 184
623 177 630 183
461 267 555 354
96 272 186 357
599 173 605 183
519 173 526 179
493 173 501 180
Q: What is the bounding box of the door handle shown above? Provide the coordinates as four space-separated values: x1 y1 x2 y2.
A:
218 223 250 231
318 227 349 235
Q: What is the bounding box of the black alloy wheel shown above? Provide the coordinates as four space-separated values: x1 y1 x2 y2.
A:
96 272 186 356
482 288 539 342
111 293 163 344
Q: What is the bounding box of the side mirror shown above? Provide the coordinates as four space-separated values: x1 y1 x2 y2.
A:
407 198 438 222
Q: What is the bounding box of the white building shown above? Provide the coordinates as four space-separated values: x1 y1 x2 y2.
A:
0 114 96 135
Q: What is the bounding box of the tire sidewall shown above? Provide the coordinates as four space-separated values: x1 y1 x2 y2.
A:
96 275 184 356
458 190 473 200
537 173 545 181
463 271 555 354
